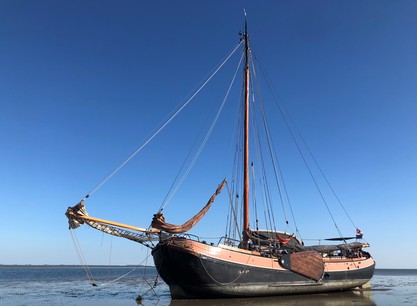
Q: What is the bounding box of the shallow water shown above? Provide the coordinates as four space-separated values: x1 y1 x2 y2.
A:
0 266 415 305
0 266 169 306
371 269 417 305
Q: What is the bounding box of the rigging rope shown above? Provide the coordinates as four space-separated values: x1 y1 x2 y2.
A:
136 248 160 302
250 82 281 233
108 235 113 266
83 41 244 200
159 50 245 212
225 180 241 241
99 252 153 288
70 239 155 289
293 130 359 230
251 59 299 235
70 229 97 286
255 54 350 239
228 96 243 240
226 48 253 240
198 249 252 285
250 163 259 231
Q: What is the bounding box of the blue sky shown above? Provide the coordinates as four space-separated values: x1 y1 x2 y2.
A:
1 1 417 269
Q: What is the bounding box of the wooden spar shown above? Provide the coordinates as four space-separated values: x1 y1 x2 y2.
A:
74 214 160 234
243 18 250 243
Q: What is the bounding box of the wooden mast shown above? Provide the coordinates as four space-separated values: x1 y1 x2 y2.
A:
243 16 250 244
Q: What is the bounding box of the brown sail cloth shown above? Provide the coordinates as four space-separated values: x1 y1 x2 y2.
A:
151 179 226 234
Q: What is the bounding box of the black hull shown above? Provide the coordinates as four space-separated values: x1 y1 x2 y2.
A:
152 240 375 299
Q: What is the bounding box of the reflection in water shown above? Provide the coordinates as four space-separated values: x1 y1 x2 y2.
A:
170 289 375 306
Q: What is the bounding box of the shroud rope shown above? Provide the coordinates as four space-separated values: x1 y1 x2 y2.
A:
83 41 243 200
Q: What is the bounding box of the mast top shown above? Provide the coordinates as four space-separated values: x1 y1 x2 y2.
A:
243 12 249 69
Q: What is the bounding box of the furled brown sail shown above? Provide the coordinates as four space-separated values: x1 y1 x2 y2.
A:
151 179 226 233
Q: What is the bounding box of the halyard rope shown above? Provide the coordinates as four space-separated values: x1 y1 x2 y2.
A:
84 41 244 200
159 50 245 211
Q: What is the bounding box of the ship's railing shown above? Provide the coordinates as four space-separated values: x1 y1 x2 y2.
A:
217 236 241 248
172 234 287 256
174 233 201 242
172 234 241 248
217 236 284 258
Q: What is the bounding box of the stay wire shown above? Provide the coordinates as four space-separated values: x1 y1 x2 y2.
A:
250 89 276 233
70 229 97 286
158 50 245 212
249 57 283 233
250 163 259 232
99 252 152 288
83 41 243 200
251 56 302 237
294 131 358 230
227 104 244 242
255 55 345 238
225 180 241 241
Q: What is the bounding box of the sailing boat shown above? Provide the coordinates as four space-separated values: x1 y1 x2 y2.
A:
66 17 375 299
